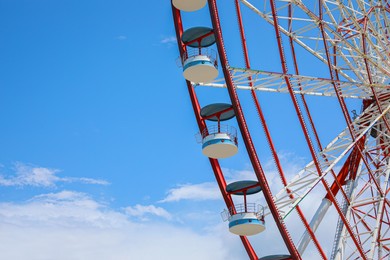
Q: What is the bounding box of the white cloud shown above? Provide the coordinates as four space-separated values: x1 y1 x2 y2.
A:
0 188 333 259
116 35 127 40
0 190 124 228
125 204 172 221
158 154 303 204
161 36 177 44
0 163 109 187
153 153 336 258
159 182 220 202
0 151 334 259
32 190 91 201
222 167 257 181
0 191 241 260
0 163 60 187
66 177 110 185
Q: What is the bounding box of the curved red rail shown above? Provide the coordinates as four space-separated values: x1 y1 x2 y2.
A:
207 0 301 258
171 4 258 259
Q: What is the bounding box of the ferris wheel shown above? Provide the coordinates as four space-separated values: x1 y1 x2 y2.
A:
171 0 390 259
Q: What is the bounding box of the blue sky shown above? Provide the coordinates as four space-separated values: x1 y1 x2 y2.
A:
0 0 363 259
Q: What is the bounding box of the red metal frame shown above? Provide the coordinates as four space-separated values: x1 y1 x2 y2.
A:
171 5 258 260
207 0 301 258
172 0 390 259
234 0 327 258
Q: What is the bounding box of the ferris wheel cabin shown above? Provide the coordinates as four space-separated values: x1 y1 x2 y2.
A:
222 180 266 236
182 54 218 83
198 103 238 159
228 212 266 236
172 0 206 12
181 27 218 83
201 132 238 159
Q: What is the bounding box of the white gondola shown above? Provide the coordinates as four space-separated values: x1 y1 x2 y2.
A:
172 0 206 12
202 132 238 159
200 125 237 159
222 203 265 236
229 212 266 236
196 103 237 158
182 49 218 83
180 27 218 83
222 181 266 236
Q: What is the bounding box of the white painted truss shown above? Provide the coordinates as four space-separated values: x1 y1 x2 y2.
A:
239 0 390 85
194 0 390 258
197 68 389 99
220 1 390 258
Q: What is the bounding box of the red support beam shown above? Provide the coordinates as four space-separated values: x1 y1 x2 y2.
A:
234 0 326 258
207 0 301 258
171 5 258 260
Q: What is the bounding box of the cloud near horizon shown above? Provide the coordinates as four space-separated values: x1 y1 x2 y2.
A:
0 163 109 187
125 204 172 221
159 182 221 202
0 190 243 260
0 155 329 259
161 36 177 44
